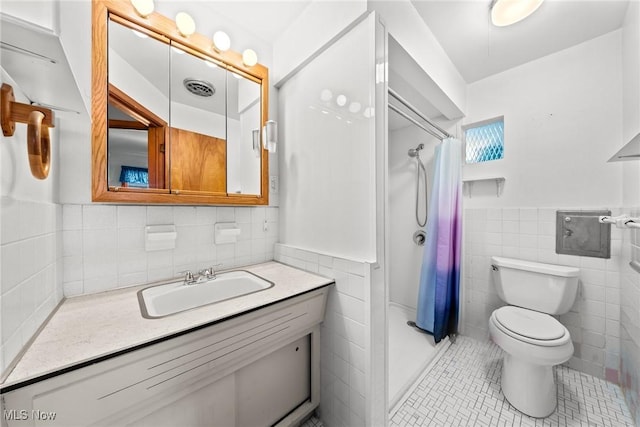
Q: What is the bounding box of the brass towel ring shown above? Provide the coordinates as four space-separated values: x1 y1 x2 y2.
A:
27 111 50 179
1 83 54 180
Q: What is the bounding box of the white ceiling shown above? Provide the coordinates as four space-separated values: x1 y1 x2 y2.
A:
411 0 630 83
155 0 311 46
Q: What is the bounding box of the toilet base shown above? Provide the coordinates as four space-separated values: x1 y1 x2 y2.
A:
501 353 557 418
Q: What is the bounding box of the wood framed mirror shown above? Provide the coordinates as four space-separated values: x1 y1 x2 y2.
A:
92 0 269 205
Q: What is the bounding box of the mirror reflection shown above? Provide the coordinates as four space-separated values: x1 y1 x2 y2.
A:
169 45 227 194
106 17 264 197
227 74 262 195
107 19 170 191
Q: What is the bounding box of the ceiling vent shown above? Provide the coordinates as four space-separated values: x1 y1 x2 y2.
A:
183 78 215 97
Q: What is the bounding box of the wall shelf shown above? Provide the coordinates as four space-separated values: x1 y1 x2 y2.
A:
462 177 505 197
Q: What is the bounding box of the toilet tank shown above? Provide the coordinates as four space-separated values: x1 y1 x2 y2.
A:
491 256 579 315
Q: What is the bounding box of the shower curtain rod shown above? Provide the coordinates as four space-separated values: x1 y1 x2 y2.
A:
388 103 444 140
388 88 452 139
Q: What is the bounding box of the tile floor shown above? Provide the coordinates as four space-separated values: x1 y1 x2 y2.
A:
390 336 635 426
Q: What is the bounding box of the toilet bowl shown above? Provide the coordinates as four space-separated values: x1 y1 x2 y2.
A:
488 257 579 418
489 306 574 417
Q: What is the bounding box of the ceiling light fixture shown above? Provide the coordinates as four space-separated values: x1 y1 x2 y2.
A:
131 0 154 17
490 0 543 27
242 49 258 67
212 31 231 52
176 12 195 37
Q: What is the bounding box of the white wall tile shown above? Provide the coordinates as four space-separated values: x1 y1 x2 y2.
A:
173 206 197 226
196 207 216 225
117 206 147 228
217 207 235 222
63 204 83 231
146 206 173 225
83 205 116 229
520 208 538 221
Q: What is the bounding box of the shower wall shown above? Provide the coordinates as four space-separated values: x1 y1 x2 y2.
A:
388 123 439 309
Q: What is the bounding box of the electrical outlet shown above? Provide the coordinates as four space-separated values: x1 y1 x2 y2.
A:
269 176 278 194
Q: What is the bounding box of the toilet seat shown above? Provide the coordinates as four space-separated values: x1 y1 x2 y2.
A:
492 306 570 347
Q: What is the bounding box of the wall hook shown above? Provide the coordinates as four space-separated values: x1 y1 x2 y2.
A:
1 83 55 179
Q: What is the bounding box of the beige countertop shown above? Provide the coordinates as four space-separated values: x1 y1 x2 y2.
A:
1 262 333 391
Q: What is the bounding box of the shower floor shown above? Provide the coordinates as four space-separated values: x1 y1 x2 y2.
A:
388 302 448 408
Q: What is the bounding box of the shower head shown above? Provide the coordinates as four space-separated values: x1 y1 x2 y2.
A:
408 143 425 158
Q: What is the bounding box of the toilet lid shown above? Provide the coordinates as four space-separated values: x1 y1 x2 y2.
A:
494 306 566 340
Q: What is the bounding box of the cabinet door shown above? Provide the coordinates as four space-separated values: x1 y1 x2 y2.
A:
125 374 236 427
170 127 226 193
236 336 311 427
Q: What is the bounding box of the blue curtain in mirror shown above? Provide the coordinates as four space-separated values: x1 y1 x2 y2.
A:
119 166 149 187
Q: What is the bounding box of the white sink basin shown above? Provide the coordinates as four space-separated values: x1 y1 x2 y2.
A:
138 270 274 318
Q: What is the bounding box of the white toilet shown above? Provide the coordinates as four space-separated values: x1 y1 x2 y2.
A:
488 256 579 418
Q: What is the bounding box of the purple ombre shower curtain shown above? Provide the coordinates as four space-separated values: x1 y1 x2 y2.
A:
415 137 462 343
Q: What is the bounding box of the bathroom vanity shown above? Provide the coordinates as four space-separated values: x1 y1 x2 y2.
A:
0 262 333 427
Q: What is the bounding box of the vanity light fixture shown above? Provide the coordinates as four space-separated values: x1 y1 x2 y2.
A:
490 0 544 26
175 12 196 37
212 30 231 52
242 49 258 67
263 120 277 153
131 0 154 18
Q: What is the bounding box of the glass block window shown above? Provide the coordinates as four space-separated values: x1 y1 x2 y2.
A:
463 117 504 164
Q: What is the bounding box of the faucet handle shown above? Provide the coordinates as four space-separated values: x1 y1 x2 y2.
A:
198 267 213 277
201 263 223 279
177 270 196 284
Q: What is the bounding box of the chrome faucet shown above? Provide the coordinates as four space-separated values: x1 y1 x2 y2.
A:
178 270 197 285
179 264 223 285
198 263 223 281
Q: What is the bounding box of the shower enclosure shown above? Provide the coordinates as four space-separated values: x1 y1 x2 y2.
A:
386 38 454 409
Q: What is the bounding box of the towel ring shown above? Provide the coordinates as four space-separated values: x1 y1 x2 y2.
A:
27 111 50 179
1 83 54 180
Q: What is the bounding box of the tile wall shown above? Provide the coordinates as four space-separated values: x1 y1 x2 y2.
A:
62 205 278 296
462 207 623 381
0 198 63 375
620 207 640 423
275 243 368 427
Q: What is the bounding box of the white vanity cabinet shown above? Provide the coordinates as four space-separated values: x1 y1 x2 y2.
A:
1 288 328 427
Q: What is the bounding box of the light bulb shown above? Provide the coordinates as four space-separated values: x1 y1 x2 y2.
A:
242 49 258 67
336 94 347 107
349 102 361 113
176 12 195 37
320 89 332 102
212 31 231 52
131 0 154 17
